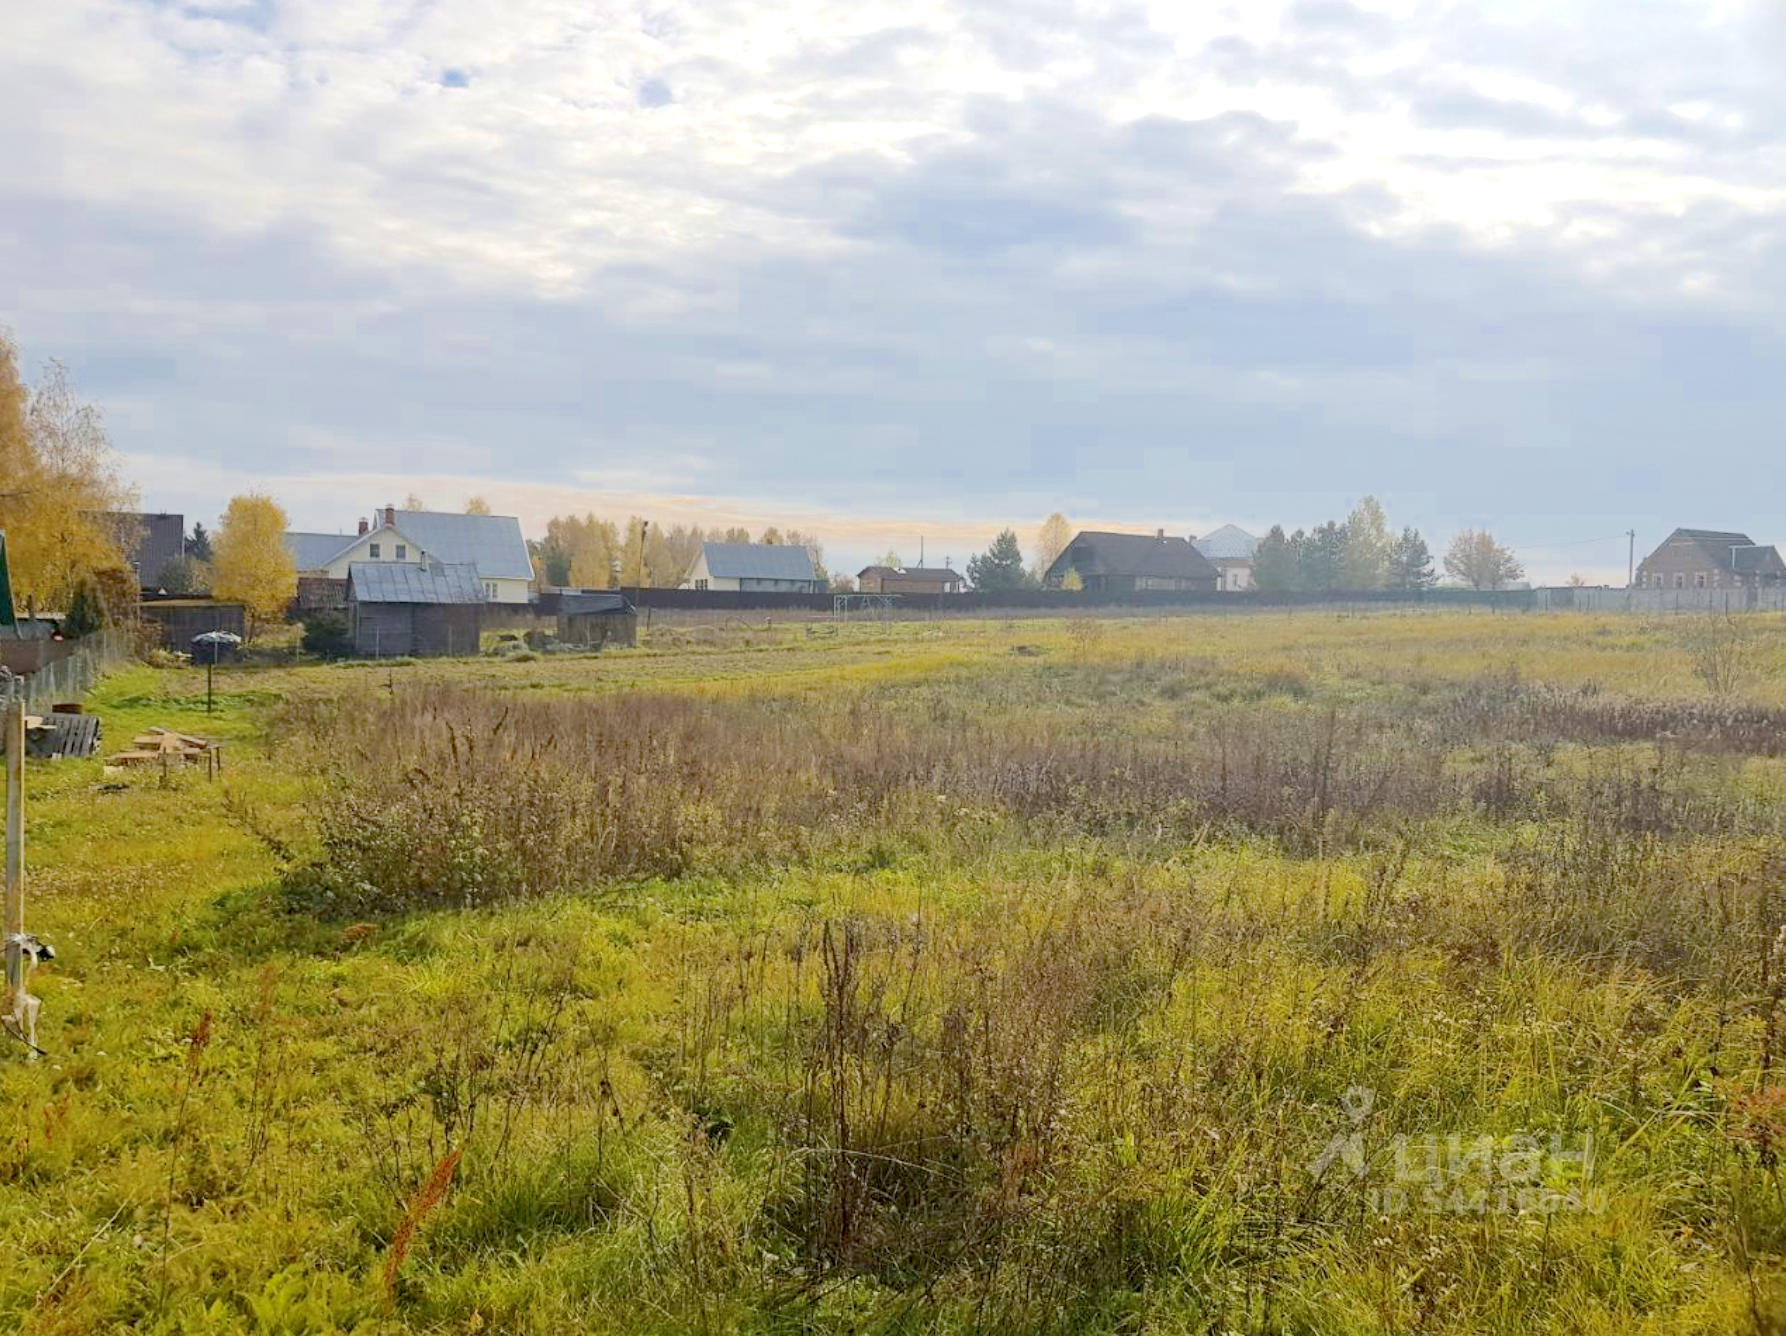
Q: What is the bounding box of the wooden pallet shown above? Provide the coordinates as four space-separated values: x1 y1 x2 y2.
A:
24 711 103 761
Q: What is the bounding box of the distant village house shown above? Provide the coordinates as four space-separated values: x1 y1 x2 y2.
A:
856 565 964 596
681 540 822 593
1636 528 1786 590
1044 530 1219 595
286 505 534 606
1192 525 1258 592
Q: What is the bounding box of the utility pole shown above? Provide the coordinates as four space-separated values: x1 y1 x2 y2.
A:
1627 530 1636 589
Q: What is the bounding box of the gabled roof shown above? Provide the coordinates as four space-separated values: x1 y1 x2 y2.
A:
1046 531 1219 583
1650 528 1782 573
1192 524 1259 562
700 541 816 582
561 591 635 616
286 531 358 571
349 561 485 604
394 510 532 581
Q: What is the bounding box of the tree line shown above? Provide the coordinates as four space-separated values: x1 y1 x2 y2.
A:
1251 498 1524 593
528 516 830 589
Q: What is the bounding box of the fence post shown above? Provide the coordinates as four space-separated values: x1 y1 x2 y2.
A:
4 700 23 1040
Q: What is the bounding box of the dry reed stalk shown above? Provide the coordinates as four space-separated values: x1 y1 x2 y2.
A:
384 1147 462 1299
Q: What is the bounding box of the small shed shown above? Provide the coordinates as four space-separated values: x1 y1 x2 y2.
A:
348 561 485 658
557 591 638 647
139 598 248 651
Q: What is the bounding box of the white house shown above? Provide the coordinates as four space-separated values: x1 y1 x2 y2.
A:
1192 524 1259 592
681 541 820 592
285 505 534 604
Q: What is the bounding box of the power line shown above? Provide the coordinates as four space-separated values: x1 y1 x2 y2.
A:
1504 533 1630 554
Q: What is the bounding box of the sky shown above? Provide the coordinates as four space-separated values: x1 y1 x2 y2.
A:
2 0 1784 583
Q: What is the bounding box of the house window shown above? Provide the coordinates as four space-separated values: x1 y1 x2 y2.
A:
695 579 708 591
369 542 382 559
483 581 497 599
1674 573 1685 589
397 544 407 560
1696 572 1707 589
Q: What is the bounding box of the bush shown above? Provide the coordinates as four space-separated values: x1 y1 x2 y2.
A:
62 579 105 638
301 613 353 659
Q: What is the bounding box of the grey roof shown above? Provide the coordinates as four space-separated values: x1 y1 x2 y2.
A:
394 510 532 581
286 531 358 571
700 541 816 582
1192 524 1258 562
561 591 634 615
349 561 486 604
1044 531 1219 584
1654 528 1785 573
108 512 186 580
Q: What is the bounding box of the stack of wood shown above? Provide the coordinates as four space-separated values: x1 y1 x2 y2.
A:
108 727 223 773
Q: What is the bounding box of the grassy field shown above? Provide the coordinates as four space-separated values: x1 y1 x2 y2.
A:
7 608 1786 1333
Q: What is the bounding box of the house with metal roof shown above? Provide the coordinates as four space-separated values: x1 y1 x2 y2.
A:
856 565 964 596
284 505 534 604
1192 524 1259 592
347 560 486 657
1636 529 1786 590
681 541 821 592
1043 530 1219 595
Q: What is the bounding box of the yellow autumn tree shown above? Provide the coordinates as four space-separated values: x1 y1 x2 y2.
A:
1034 512 1073 582
0 330 138 609
464 495 492 515
212 493 296 638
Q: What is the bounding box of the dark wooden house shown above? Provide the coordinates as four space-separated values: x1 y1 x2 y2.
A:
1043 530 1219 595
348 561 485 658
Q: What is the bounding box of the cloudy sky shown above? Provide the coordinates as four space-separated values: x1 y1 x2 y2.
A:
3 0 1783 580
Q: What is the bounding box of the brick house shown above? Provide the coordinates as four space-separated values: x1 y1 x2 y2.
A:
1635 529 1786 590
856 565 965 596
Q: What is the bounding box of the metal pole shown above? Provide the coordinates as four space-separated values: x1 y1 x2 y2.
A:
207 652 214 714
4 700 23 1009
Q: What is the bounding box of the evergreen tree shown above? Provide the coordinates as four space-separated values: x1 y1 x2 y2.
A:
967 529 1033 591
1388 527 1438 590
1300 521 1347 591
63 578 105 638
1252 525 1296 592
187 522 212 563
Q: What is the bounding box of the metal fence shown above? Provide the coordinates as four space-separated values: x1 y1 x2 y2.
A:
1534 586 1786 614
0 630 135 715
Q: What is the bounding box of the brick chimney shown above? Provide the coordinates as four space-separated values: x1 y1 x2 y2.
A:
1156 528 1165 541
357 517 369 536
383 504 396 529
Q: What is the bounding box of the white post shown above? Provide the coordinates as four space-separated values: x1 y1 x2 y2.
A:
4 699 23 1022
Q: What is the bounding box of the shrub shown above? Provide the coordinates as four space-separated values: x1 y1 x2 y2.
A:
300 612 353 659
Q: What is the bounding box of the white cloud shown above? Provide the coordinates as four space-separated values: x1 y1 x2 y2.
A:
5 0 1786 581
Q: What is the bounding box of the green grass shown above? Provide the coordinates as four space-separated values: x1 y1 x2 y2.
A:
5 611 1786 1333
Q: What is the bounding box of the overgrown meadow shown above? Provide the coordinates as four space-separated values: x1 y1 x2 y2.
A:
7 610 1786 1334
